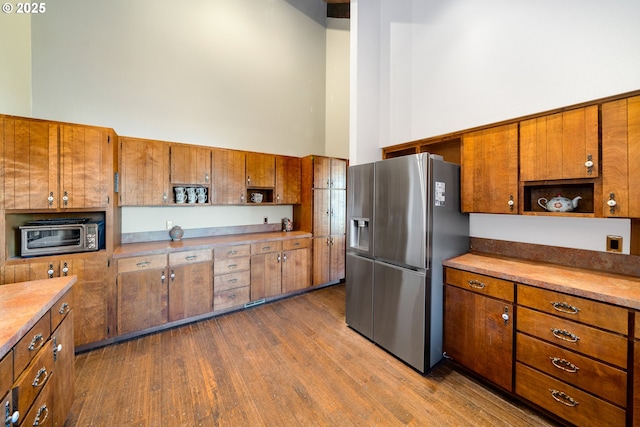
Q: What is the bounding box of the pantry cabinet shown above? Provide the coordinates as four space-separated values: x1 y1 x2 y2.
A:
168 249 213 321
2 118 113 210
461 124 518 214
119 137 170 206
444 268 514 391
601 96 640 218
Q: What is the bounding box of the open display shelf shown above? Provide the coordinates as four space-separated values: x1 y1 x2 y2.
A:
522 181 596 216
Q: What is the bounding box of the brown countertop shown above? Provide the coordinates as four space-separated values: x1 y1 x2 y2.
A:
113 231 312 259
443 252 640 310
0 275 77 360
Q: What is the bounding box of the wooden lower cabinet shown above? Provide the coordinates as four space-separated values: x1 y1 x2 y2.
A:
52 311 74 427
443 268 514 391
251 238 311 300
213 245 251 311
312 235 345 286
168 249 213 321
281 238 311 294
116 254 168 335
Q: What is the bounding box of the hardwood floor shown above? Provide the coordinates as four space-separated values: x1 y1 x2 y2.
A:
69 284 559 426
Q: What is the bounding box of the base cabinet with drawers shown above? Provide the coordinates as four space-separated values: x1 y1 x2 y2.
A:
213 244 251 311
443 258 637 427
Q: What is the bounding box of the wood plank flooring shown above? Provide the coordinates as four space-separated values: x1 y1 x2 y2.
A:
69 284 559 426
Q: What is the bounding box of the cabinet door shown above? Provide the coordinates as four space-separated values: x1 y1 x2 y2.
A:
461 123 518 214
120 137 170 206
282 247 310 293
602 96 640 218
2 118 58 210
168 262 213 321
313 189 330 236
117 268 168 335
520 106 599 181
444 285 513 391
59 125 109 208
212 148 245 204
250 252 282 300
275 155 301 204
330 158 347 189
170 144 211 185
329 234 345 282
313 156 331 189
246 152 275 188
330 189 346 235
312 236 330 286
52 311 74 427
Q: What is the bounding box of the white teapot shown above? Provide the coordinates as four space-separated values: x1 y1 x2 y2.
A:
537 194 582 212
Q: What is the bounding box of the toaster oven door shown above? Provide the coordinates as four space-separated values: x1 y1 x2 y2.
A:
21 225 85 256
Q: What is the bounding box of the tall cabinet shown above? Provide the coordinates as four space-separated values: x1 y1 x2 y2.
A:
297 155 347 286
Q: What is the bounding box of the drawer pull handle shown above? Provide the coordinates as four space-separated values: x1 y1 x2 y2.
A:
185 255 198 261
262 246 271 251
229 278 238 284
136 261 151 268
229 293 237 299
227 250 237 256
228 264 237 269
550 357 579 373
549 389 579 407
33 404 49 426
550 328 580 343
28 333 45 351
551 301 580 315
293 242 300 246
59 302 70 314
32 367 49 387
467 279 485 289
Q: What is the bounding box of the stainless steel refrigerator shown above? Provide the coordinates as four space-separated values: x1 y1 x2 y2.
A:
346 153 469 373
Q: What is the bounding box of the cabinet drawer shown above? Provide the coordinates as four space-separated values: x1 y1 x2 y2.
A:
251 241 282 254
214 286 250 311
518 307 627 368
14 314 51 377
214 256 250 276
20 377 53 427
516 333 626 407
118 254 167 274
214 271 250 293
518 285 629 335
283 238 310 251
50 288 74 332
13 338 54 421
516 363 626 427
168 249 212 266
445 268 514 302
214 245 250 260
0 351 12 398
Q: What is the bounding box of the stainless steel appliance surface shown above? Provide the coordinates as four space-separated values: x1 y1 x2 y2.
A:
346 153 469 373
20 218 105 257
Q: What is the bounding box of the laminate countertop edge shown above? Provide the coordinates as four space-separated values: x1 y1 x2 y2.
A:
0 275 77 360
443 252 640 310
113 231 313 259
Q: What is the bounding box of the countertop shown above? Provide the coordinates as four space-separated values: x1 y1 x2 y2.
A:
0 275 77 360
443 252 640 310
113 231 312 259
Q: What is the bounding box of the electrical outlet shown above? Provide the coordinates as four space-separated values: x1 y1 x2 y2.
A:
166 220 173 230
607 235 622 253
264 217 268 224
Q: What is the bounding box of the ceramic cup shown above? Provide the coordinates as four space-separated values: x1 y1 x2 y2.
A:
250 192 263 203
174 187 186 204
196 187 207 203
186 187 197 204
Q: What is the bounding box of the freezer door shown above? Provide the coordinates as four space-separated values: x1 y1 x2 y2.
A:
345 253 374 339
374 154 429 269
347 162 375 257
373 261 427 372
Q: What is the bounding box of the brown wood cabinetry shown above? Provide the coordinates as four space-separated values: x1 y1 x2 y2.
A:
170 143 211 186
168 249 213 321
116 254 168 335
520 106 599 181
213 245 251 310
516 285 628 427
119 137 170 206
275 155 301 204
246 152 275 188
443 268 514 391
211 149 246 204
251 238 311 300
281 238 311 294
601 95 640 218
52 309 74 427
2 118 113 210
461 124 518 214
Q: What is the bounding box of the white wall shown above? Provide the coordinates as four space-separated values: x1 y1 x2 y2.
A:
325 17 350 159
0 12 31 116
353 0 640 253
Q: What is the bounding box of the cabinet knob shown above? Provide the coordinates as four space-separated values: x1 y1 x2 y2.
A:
170 270 175 281
585 154 594 175
283 253 287 262
62 191 69 206
8 410 19 424
607 192 617 214
47 192 54 206
161 273 166 282
507 194 514 211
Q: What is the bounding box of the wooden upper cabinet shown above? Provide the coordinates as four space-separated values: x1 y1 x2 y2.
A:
275 155 301 204
602 96 640 218
2 118 111 210
313 156 347 189
520 106 599 181
246 152 275 188
461 123 518 214
119 137 170 206
170 143 211 185
211 148 245 204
